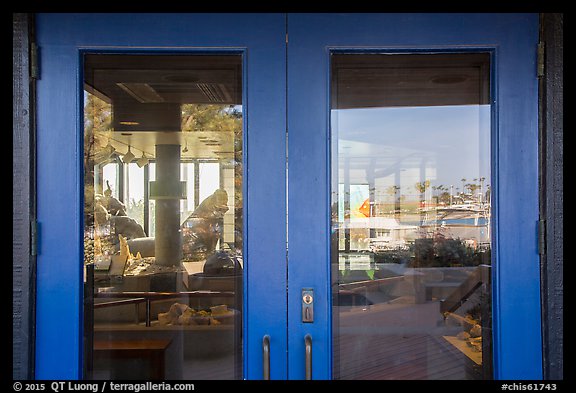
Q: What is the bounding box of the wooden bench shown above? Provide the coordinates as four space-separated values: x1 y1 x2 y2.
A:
93 339 172 380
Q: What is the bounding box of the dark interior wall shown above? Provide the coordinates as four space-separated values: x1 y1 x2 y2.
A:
13 12 36 380
540 12 563 381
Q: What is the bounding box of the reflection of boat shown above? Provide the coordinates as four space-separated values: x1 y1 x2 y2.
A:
428 202 489 220
422 202 491 247
344 217 418 231
369 237 409 252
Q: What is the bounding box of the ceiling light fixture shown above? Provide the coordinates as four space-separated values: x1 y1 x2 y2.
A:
136 151 150 168
122 145 135 163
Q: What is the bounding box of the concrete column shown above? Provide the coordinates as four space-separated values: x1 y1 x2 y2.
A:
154 144 182 266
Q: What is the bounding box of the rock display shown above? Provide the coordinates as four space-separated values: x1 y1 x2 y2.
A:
157 302 232 326
445 311 483 352
467 337 482 352
470 324 482 338
457 331 471 340
123 252 179 276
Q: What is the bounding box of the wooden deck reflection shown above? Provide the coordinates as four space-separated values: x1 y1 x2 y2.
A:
334 301 482 380
92 300 483 379
335 333 479 379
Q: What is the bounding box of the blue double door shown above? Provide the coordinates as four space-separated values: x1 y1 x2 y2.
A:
35 13 541 379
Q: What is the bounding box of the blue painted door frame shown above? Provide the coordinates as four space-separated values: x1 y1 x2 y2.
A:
34 13 542 380
287 13 542 380
34 13 287 380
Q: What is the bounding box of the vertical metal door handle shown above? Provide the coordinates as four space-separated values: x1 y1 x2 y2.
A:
263 335 270 380
305 334 312 380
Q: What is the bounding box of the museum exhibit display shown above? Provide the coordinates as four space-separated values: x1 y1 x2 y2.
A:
83 54 243 379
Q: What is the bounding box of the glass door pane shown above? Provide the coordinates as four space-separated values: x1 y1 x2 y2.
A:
331 53 493 380
83 54 243 379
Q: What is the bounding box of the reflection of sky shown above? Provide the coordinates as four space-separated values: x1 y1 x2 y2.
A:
333 105 491 192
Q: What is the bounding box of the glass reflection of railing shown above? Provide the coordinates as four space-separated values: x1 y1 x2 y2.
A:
440 264 490 315
93 291 235 327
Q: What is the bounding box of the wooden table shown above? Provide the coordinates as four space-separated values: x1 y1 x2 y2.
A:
93 339 172 380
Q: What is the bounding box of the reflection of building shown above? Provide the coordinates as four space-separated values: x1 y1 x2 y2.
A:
368 218 418 251
341 217 418 251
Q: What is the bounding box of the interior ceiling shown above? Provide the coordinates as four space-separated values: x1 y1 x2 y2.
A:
84 54 242 107
331 53 491 108
84 54 242 160
84 53 490 161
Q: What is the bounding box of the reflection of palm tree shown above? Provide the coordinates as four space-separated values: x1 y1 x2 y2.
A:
467 183 480 198
415 180 430 223
435 185 448 205
439 190 451 205
479 177 486 202
437 185 445 202
432 185 440 205
415 181 430 202
414 181 428 194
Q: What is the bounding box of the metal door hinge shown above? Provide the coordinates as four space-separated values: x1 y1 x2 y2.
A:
538 219 546 256
30 42 39 80
30 219 38 256
537 42 545 78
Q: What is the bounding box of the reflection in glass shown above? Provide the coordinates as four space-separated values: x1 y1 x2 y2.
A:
83 54 243 380
331 53 492 380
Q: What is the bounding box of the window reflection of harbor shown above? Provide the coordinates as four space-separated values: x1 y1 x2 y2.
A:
331 52 492 379
334 187 492 379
